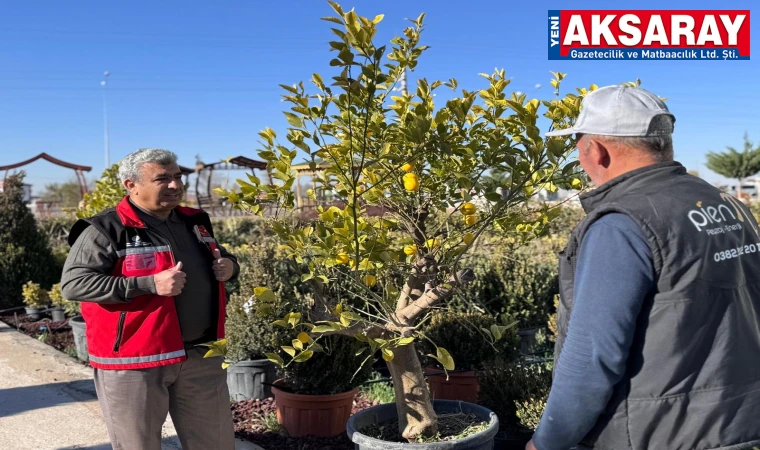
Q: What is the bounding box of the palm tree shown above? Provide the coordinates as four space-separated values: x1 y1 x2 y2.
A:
705 134 760 201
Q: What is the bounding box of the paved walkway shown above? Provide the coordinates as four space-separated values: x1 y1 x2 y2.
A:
0 320 261 450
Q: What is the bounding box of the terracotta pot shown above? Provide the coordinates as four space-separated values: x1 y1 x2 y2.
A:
427 368 480 403
272 379 358 437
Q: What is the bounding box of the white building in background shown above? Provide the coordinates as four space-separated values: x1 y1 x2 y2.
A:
0 180 32 203
716 178 760 202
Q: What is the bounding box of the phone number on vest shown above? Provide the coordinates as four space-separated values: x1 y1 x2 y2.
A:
714 244 760 262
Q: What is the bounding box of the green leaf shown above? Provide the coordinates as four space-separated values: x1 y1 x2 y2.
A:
301 272 314 282
397 337 415 346
293 350 314 363
437 347 455 371
490 324 503 341
281 346 296 357
254 287 276 303
292 339 304 351
284 112 303 128
272 320 289 328
381 348 394 361
265 352 284 366
312 325 335 333
372 14 384 24
287 312 302 328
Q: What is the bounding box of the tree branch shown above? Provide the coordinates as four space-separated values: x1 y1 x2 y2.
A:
395 268 475 326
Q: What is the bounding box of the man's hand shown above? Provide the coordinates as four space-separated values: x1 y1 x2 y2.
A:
212 248 234 282
526 439 538 450
154 261 186 296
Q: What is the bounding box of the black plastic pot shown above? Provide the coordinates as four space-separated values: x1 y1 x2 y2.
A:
25 307 41 321
347 400 499 449
493 430 533 450
227 359 277 400
517 328 539 355
69 315 88 362
51 308 66 322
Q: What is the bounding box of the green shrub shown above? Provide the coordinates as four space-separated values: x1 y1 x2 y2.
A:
0 174 59 309
75 164 125 219
750 202 759 222
22 281 49 309
459 251 559 329
225 242 302 362
361 371 396 404
211 217 272 248
477 361 552 432
419 311 520 371
38 216 77 248
48 283 80 317
279 334 374 395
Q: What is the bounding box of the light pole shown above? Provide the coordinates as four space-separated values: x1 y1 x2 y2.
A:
101 71 110 168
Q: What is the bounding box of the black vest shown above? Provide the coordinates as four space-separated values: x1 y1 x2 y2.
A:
555 162 760 449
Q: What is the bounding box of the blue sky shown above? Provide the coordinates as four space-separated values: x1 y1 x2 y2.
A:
1 0 757 194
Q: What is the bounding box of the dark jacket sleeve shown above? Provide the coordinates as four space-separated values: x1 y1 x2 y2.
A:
61 225 156 304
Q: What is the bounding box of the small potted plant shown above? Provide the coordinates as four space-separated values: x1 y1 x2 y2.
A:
270 332 373 437
48 283 68 322
420 311 520 403
477 362 552 450
22 281 49 320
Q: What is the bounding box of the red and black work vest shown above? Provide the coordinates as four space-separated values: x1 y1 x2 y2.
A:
67 197 226 370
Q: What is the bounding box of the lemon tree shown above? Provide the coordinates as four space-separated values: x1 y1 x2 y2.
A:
214 2 593 440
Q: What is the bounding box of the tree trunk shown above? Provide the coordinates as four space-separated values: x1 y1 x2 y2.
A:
386 343 438 440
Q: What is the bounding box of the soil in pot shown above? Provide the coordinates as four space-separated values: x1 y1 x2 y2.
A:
348 400 499 449
272 379 358 438
427 368 479 403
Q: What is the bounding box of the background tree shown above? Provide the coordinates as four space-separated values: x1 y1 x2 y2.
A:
215 3 596 441
40 179 91 208
75 164 125 218
705 133 760 201
0 173 59 309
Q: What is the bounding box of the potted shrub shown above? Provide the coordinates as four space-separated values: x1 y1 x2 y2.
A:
48 283 68 322
22 281 49 320
225 243 298 401
210 3 594 446
477 362 552 450
272 333 373 437
420 311 520 403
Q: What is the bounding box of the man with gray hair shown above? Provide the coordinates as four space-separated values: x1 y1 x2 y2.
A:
62 148 239 449
527 86 760 449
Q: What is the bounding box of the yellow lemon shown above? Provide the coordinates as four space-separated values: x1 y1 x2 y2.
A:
463 233 474 245
401 162 415 173
297 332 310 344
336 253 350 265
362 274 377 287
464 214 477 226
403 173 420 191
460 202 477 216
571 178 583 189
426 238 440 248
403 244 417 255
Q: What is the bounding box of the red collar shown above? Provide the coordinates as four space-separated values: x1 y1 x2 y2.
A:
115 196 204 228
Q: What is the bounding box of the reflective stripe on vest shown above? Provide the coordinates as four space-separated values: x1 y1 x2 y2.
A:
116 245 172 257
88 349 186 365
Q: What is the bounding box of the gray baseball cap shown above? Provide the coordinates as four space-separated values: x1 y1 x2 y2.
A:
545 85 675 137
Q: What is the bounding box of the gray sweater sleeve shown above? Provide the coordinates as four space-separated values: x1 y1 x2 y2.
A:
61 225 156 304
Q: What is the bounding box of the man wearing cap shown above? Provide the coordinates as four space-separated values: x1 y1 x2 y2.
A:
527 86 760 450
